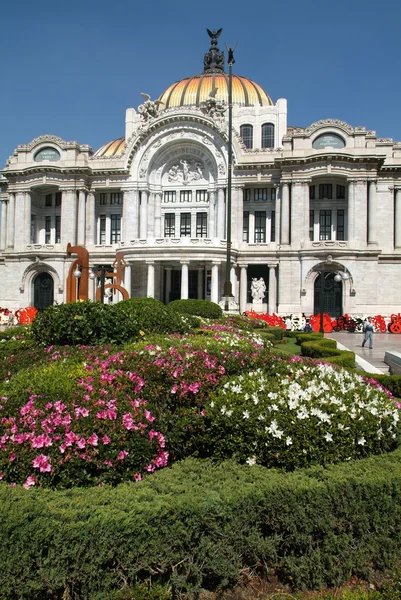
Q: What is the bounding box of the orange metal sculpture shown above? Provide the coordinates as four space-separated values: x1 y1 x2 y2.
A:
95 252 129 302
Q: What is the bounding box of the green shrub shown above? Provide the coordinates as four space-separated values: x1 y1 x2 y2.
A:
168 298 223 319
114 298 199 335
264 326 285 341
295 331 324 344
0 325 30 340
2 452 401 598
203 361 400 470
301 340 341 358
31 301 141 346
321 351 356 369
365 374 401 399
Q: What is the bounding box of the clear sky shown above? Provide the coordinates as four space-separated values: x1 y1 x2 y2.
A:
1 0 400 169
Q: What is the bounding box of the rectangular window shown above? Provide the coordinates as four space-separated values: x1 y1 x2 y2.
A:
319 210 332 240
336 185 345 199
271 187 276 201
30 215 36 244
244 189 251 202
164 191 176 203
196 213 207 237
164 213 175 237
309 209 314 241
45 216 51 243
255 211 266 243
254 188 267 201
337 209 345 240
45 194 52 207
55 216 61 243
180 213 191 237
319 184 333 199
243 211 249 242
100 215 106 244
271 210 275 242
100 193 107 205
309 185 315 200
55 192 62 206
110 214 121 243
180 190 192 203
196 190 208 202
110 192 122 205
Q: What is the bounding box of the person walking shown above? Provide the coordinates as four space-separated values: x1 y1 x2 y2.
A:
362 316 374 349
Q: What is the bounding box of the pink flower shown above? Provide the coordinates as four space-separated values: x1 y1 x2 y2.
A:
32 454 52 473
31 434 52 449
76 437 86 449
0 473 3 480
144 409 155 423
96 410 108 419
23 476 36 489
102 435 111 445
104 459 113 467
87 433 98 446
117 450 128 461
74 407 89 419
133 472 142 482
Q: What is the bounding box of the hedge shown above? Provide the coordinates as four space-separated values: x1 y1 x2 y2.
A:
318 350 356 369
168 298 223 319
1 451 401 599
301 340 342 358
365 374 401 399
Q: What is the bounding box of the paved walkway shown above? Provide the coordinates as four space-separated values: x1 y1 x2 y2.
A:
325 331 401 374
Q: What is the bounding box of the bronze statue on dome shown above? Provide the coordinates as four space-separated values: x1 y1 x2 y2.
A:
204 28 225 73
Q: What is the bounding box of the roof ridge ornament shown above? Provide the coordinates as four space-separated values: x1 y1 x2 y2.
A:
204 28 225 73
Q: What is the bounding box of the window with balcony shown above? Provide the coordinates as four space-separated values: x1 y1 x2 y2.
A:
180 213 191 237
196 213 207 237
45 216 51 243
337 209 345 240
309 209 315 241
99 215 106 244
55 216 61 243
255 211 266 243
164 213 175 237
271 210 275 242
243 211 249 242
319 210 332 240
110 214 121 243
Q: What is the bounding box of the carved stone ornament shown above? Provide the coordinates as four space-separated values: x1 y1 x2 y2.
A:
167 159 205 185
137 93 164 124
292 119 356 136
200 97 227 119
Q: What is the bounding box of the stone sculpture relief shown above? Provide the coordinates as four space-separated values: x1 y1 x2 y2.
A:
167 159 204 185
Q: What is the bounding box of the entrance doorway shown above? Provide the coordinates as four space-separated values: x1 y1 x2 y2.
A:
33 272 54 311
314 272 342 316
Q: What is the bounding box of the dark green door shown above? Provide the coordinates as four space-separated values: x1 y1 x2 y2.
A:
33 272 54 311
314 272 342 316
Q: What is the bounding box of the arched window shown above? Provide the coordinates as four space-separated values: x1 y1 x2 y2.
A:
261 123 275 148
240 124 253 149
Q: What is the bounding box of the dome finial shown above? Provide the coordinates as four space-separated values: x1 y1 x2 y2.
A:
204 28 225 73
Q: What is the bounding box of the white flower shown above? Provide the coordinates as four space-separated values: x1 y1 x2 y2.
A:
357 437 366 446
246 456 256 466
210 401 214 408
286 436 293 446
221 405 227 415
243 410 250 419
325 432 333 442
226 409 233 417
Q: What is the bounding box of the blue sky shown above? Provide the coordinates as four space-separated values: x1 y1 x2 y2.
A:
1 0 400 168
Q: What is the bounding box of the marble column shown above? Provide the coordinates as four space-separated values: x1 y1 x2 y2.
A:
216 188 225 238
0 199 7 250
13 191 25 247
281 183 290 245
181 262 189 299
249 212 255 243
85 191 96 246
197 268 203 299
139 190 148 239
77 190 86 245
124 262 131 297
23 191 32 245
123 189 139 242
165 267 172 304
367 180 377 245
268 264 277 314
211 262 219 304
209 190 216 238
61 189 77 246
274 184 281 245
6 192 15 248
147 192 155 237
230 266 237 299
234 186 244 244
347 180 355 243
395 188 401 248
154 192 162 238
239 265 248 313
146 262 155 298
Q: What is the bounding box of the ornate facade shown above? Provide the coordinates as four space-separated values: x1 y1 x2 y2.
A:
1 30 401 316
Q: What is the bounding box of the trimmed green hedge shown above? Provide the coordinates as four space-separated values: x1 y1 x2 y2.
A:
2 451 401 599
168 298 223 319
365 374 401 399
301 340 342 358
295 331 324 344
318 350 356 369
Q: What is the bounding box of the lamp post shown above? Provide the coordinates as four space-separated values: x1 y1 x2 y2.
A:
73 265 109 304
317 255 350 334
223 44 235 311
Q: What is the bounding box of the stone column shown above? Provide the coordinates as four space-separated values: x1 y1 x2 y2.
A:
165 267 172 303
181 262 189 299
6 192 15 248
281 183 290 245
61 189 77 246
249 212 255 243
367 180 377 245
123 189 139 242
124 262 131 298
395 188 401 248
347 180 355 244
268 264 277 314
230 266 237 299
239 265 248 313
211 262 219 304
216 188 225 238
139 190 148 239
85 190 96 246
209 190 216 238
0 199 7 250
13 191 25 247
23 191 32 245
234 186 243 244
77 190 86 245
197 268 203 299
274 184 281 244
154 192 162 238
147 192 155 237
354 179 368 244
146 261 155 298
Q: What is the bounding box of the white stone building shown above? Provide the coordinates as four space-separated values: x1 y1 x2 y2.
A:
1 30 401 316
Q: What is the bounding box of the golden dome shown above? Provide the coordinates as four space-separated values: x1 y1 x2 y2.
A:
93 137 125 158
158 73 273 109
